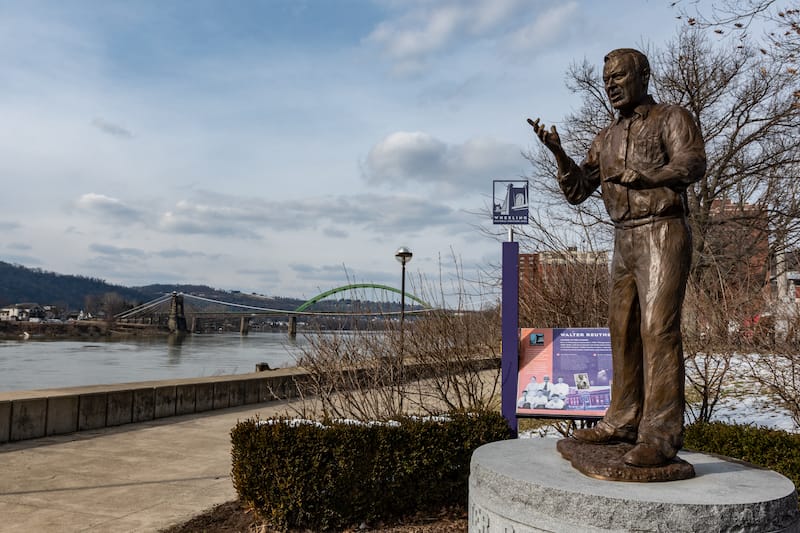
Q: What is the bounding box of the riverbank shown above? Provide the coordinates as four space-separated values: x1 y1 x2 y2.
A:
0 355 500 443
0 319 168 340
0 319 296 340
0 367 305 443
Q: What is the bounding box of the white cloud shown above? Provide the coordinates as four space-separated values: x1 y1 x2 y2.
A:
330 193 466 233
290 263 350 281
91 118 134 139
154 191 467 239
324 227 349 239
365 0 577 73
363 131 446 180
75 193 144 223
289 263 397 286
365 0 531 74
159 205 264 239
507 2 579 51
155 249 218 260
363 131 524 191
367 5 462 61
470 0 525 34
0 253 41 266
89 243 147 258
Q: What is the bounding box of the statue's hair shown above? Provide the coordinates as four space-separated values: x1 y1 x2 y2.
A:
604 48 650 79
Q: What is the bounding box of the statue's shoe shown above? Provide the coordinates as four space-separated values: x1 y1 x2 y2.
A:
623 442 670 467
573 420 637 444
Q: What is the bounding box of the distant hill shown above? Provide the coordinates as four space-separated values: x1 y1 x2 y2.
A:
0 262 148 310
0 262 397 314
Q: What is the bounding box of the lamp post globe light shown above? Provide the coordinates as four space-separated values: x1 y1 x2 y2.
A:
395 247 413 324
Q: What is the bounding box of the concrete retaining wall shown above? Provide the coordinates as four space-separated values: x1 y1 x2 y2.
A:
0 369 307 444
0 356 499 444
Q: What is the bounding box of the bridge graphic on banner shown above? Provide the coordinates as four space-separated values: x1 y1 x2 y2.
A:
493 180 529 225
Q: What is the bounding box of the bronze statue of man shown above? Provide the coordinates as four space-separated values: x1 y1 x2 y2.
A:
529 48 706 467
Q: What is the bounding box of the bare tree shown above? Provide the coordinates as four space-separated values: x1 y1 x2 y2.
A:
102 292 129 321
529 27 799 297
682 275 762 423
652 29 800 283
518 27 800 421
83 294 101 317
675 0 799 68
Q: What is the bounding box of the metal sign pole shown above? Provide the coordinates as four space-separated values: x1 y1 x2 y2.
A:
493 178 526 437
501 234 519 436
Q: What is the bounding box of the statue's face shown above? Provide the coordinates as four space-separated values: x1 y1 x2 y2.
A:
603 54 646 112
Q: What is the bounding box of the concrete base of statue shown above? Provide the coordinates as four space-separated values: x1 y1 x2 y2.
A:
469 438 800 532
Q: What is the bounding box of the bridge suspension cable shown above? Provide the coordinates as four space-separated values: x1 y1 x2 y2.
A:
116 286 439 320
115 293 173 319
182 293 437 316
180 293 292 313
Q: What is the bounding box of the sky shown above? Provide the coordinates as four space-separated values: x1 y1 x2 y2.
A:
0 0 697 306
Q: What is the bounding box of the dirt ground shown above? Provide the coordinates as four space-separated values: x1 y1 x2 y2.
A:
161 500 468 533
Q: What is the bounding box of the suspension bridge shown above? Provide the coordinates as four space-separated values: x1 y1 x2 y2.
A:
115 284 434 336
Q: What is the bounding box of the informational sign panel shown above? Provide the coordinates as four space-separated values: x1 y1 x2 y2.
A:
492 180 529 225
517 328 612 418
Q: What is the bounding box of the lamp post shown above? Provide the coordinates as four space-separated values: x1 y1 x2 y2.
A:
395 246 413 325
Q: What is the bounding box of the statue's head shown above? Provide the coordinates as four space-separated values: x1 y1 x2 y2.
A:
603 48 650 112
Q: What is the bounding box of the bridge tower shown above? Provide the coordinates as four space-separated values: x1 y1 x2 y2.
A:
168 292 188 333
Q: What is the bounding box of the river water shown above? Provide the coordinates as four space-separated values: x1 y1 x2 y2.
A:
0 332 308 393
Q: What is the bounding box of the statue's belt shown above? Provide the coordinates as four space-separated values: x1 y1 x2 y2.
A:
613 213 685 229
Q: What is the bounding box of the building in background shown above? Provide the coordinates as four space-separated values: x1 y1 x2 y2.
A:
518 248 610 328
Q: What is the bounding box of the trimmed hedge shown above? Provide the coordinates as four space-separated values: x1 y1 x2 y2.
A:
230 412 511 531
685 421 800 496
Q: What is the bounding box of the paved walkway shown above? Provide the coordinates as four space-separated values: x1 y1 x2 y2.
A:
0 400 294 532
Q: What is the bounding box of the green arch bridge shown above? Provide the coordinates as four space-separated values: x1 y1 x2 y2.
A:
295 283 430 312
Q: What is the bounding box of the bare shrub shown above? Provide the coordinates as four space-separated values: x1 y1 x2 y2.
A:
747 348 800 427
741 312 800 427
402 306 501 414
289 265 501 421
683 278 736 423
293 325 409 420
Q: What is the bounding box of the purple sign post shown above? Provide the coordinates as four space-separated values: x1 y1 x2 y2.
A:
501 240 519 436
493 179 527 436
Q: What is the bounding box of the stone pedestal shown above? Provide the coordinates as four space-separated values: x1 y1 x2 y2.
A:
469 438 800 532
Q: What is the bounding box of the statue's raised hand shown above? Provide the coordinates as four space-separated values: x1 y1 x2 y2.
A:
527 118 562 154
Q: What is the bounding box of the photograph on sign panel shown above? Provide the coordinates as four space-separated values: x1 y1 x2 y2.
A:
517 328 612 417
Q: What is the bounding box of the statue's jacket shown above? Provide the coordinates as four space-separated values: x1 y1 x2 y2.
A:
558 95 707 224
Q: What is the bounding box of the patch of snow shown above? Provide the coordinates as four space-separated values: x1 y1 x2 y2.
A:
709 395 797 432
